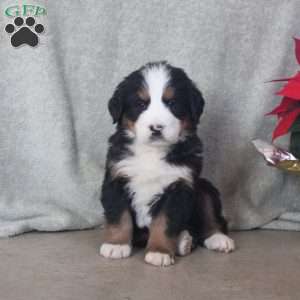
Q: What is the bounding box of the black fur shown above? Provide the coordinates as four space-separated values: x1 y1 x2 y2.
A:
108 70 145 124
101 61 227 250
108 62 205 129
168 65 205 127
150 180 197 237
166 133 203 179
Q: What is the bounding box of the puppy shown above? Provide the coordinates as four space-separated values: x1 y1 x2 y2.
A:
99 61 235 266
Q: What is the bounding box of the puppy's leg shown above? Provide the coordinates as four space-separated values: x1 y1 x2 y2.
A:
100 176 133 259
100 210 133 259
145 180 195 266
196 178 235 253
145 213 176 267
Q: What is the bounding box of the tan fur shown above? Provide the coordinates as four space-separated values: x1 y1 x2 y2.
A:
180 118 192 131
163 86 174 100
146 214 176 256
103 210 133 244
137 88 150 102
122 116 135 132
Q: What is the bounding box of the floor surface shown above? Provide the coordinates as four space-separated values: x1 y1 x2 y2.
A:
0 229 299 300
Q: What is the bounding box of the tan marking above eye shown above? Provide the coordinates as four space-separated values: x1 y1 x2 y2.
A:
163 86 175 100
137 88 150 102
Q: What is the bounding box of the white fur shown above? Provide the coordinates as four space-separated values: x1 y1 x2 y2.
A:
134 63 181 145
113 64 192 228
100 243 132 259
113 143 192 228
145 252 175 267
204 233 235 253
177 230 193 256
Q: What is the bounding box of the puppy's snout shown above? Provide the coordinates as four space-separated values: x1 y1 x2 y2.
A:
149 124 164 135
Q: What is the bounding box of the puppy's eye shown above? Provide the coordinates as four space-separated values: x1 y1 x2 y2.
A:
136 99 148 109
163 99 175 107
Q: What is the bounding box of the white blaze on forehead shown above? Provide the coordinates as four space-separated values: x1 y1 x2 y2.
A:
142 64 170 101
135 63 181 144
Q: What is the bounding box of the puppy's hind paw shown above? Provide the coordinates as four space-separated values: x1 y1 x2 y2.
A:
204 233 235 253
177 230 193 256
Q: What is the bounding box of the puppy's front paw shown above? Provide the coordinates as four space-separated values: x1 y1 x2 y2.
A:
204 233 235 253
100 243 132 259
145 251 175 267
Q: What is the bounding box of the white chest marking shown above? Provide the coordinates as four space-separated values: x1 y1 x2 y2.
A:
113 143 192 228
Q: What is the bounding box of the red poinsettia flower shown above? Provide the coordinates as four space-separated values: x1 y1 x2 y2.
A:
267 38 300 141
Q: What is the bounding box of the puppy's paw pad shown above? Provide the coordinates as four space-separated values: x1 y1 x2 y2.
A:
145 252 175 267
100 243 132 259
177 230 193 256
204 233 235 253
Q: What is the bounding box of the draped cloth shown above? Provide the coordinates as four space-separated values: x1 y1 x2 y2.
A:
1 0 300 237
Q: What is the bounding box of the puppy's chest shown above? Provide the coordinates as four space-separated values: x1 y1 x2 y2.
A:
113 145 192 228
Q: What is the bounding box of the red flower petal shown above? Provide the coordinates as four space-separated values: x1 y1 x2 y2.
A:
290 71 300 82
272 108 300 140
276 78 300 99
294 37 300 65
265 97 296 115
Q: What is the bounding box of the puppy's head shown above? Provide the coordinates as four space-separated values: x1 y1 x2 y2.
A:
108 61 204 145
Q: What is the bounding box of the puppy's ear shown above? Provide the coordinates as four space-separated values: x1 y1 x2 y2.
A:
108 87 124 124
188 82 205 126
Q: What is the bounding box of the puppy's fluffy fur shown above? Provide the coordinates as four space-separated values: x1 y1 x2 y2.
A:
100 62 235 266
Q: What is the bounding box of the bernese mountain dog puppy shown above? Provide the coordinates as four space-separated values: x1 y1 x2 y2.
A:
100 61 235 267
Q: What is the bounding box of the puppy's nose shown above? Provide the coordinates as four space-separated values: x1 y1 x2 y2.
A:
149 124 164 134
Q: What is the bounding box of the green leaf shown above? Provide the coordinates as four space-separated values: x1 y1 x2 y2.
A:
289 116 300 132
290 131 300 158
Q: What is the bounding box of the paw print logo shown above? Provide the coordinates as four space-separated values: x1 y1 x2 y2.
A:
5 17 44 47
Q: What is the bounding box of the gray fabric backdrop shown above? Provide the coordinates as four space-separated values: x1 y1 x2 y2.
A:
1 0 300 237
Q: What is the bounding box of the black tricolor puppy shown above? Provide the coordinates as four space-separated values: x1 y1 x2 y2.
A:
100 61 235 266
